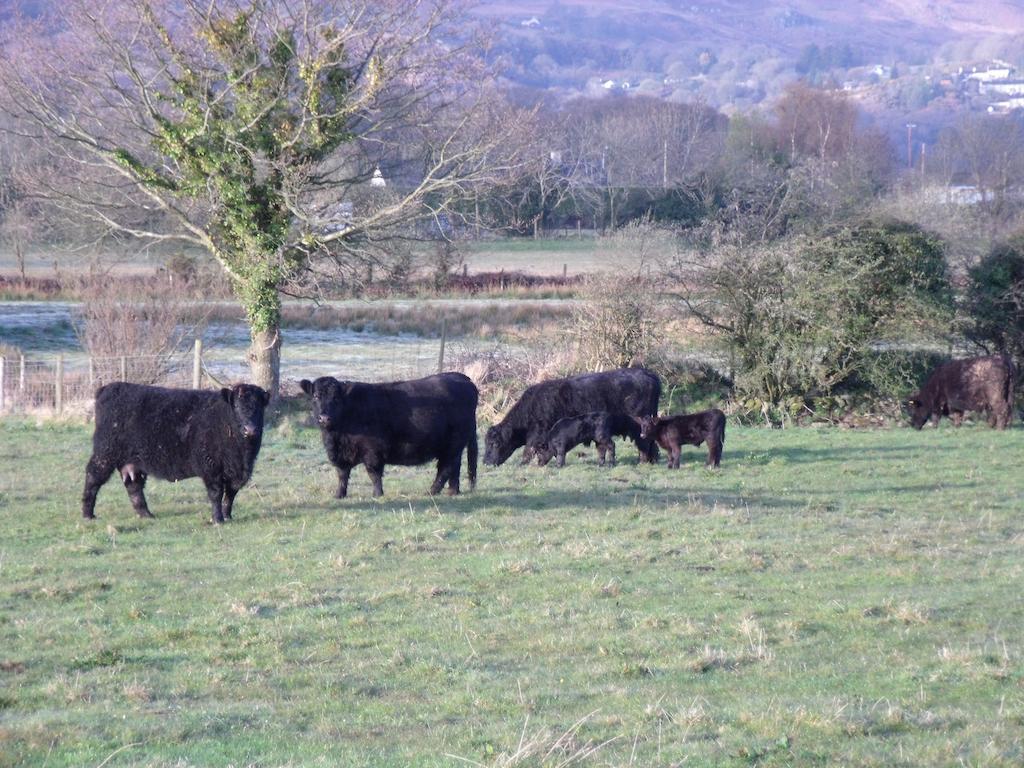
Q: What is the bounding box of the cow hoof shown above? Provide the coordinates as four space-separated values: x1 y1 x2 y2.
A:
446 487 459 496
137 510 154 519
82 513 96 520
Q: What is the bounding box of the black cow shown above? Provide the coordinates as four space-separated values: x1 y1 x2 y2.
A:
82 382 270 523
300 372 478 498
908 354 1016 430
483 367 661 466
637 409 726 468
535 411 640 467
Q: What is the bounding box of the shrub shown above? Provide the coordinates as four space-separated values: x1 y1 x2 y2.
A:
73 273 207 385
569 220 673 370
669 218 953 417
964 235 1024 362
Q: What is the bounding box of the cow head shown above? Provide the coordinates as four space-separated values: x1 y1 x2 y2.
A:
483 424 517 466
220 384 270 439
533 442 554 467
300 376 347 430
906 394 931 430
635 414 659 440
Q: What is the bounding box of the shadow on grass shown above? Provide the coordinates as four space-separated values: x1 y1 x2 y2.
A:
730 444 924 466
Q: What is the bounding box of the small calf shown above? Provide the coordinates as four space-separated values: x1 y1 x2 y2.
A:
636 409 726 468
535 412 617 468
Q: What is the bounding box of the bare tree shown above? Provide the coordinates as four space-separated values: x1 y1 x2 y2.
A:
0 0 528 397
0 123 36 282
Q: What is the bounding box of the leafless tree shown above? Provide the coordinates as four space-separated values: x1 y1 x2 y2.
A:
0 0 530 397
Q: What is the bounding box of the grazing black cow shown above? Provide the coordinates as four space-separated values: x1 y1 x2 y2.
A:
908 354 1016 430
534 412 616 467
483 367 661 466
82 382 270 523
637 409 726 468
300 372 478 498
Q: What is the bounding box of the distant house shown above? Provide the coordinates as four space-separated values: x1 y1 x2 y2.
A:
967 66 1014 83
601 79 617 89
520 17 541 28
980 80 1024 97
989 97 1024 113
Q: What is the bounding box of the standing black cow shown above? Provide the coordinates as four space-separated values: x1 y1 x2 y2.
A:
300 372 478 498
908 354 1016 429
636 409 726 468
483 367 661 466
82 382 270 523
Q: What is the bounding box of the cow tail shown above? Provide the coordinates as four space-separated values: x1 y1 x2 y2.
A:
467 429 478 491
1005 354 1018 426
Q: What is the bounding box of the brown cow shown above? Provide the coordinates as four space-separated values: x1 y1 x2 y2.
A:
908 354 1016 430
636 409 726 468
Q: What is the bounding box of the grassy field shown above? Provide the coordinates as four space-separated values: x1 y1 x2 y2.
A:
463 238 608 276
1 238 610 283
1 417 1023 767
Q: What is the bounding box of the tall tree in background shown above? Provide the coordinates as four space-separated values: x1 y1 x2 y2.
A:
0 0 525 397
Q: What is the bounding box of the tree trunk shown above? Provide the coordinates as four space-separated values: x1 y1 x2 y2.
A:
248 325 281 401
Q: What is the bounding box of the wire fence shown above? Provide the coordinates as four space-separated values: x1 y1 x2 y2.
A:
0 346 202 417
0 328 454 418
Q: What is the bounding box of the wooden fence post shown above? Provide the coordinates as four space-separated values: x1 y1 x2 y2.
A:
0 356 6 412
120 355 127 382
88 357 95 389
55 355 64 415
19 354 25 395
193 339 203 389
437 318 447 374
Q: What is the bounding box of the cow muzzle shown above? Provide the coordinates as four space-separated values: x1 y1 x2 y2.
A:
317 414 332 428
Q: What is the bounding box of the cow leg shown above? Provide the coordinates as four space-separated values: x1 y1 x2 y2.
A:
636 436 658 464
556 450 566 468
334 465 352 499
519 444 536 465
446 451 462 496
670 446 681 469
429 458 449 496
951 410 964 427
205 479 225 524
221 485 238 521
364 462 385 498
82 455 114 519
996 403 1012 429
598 440 615 467
122 470 153 518
706 438 722 468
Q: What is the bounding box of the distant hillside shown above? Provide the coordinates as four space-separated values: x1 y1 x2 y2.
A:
477 0 1024 112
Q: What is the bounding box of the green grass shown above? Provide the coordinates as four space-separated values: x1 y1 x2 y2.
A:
1 418 1023 767
465 238 612 276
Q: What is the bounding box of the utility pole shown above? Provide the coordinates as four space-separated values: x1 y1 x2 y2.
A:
905 123 917 169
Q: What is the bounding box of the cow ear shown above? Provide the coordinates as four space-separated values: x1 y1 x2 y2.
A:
220 387 234 405
300 379 313 396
